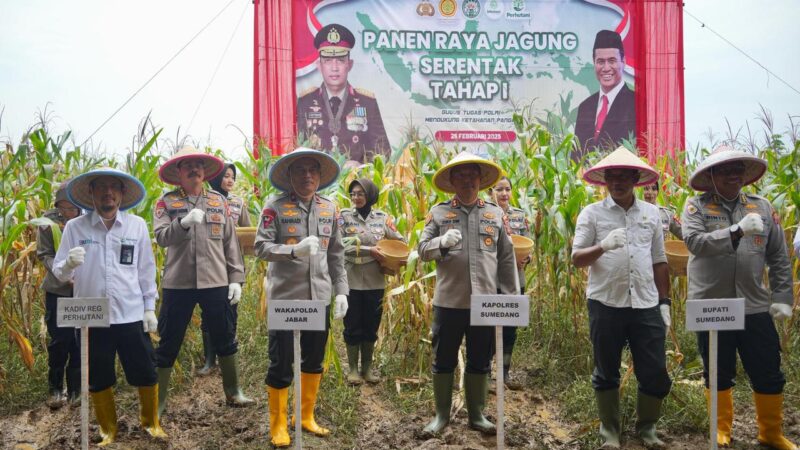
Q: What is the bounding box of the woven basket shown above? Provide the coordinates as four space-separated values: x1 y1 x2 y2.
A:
375 239 410 270
236 227 257 256
664 240 689 277
510 235 534 263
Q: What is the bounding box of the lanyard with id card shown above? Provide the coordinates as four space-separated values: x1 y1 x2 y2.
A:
120 244 134 265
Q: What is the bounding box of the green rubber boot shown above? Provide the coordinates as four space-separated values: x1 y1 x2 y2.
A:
464 372 496 435
346 344 363 385
219 354 255 407
360 341 380 384
422 373 454 435
596 389 621 449
636 393 665 448
156 366 172 418
197 331 217 376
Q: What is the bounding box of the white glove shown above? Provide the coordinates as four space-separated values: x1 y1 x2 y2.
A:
769 303 793 321
333 294 348 320
143 310 158 333
228 282 242 305
180 208 205 228
738 213 763 236
600 228 626 251
660 304 672 328
440 229 462 249
293 236 319 258
64 246 86 270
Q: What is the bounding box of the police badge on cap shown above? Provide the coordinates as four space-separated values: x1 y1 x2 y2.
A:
315 23 355 57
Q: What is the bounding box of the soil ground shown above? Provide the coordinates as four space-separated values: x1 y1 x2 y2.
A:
2 365 797 449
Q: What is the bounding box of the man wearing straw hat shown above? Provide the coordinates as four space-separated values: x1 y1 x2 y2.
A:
153 146 253 414
254 147 348 448
418 151 517 436
37 181 82 409
52 167 166 445
682 145 795 449
571 147 672 448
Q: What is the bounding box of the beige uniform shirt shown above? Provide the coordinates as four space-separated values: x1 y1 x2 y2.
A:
37 209 73 296
419 198 517 309
504 206 530 290
154 188 245 289
228 194 252 227
340 208 405 290
657 206 682 241
254 193 348 305
682 192 792 314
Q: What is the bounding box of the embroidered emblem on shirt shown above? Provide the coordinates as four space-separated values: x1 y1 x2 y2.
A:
483 237 493 246
210 224 222 237
687 204 698 215
283 210 299 217
171 201 185 208
483 212 495 219
288 226 297 233
445 212 457 219
320 211 333 217
262 208 277 227
207 200 221 207
285 237 298 245
155 200 166 218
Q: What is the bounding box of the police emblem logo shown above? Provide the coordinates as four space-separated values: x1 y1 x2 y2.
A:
687 204 698 215
286 237 298 245
210 213 223 223
283 209 300 217
288 226 297 233
323 226 331 235
483 237 493 246
210 224 222 237
327 27 341 44
417 0 435 16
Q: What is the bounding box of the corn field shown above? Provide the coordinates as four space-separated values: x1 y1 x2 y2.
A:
1 110 798 430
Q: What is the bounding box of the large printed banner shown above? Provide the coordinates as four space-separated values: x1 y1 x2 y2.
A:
292 0 638 162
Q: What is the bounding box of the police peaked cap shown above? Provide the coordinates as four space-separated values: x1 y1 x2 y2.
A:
593 30 624 56
315 24 355 57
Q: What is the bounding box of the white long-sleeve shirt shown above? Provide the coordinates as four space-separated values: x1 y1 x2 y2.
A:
53 210 157 324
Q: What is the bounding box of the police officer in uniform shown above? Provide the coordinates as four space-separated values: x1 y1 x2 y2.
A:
197 162 250 376
643 181 682 240
254 148 348 448
296 23 390 165
489 175 530 390
419 152 517 436
340 178 405 385
153 146 253 415
682 145 796 450
37 181 82 408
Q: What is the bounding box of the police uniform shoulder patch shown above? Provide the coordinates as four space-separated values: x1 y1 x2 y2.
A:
262 207 277 228
687 203 698 215
354 87 375 98
155 199 167 219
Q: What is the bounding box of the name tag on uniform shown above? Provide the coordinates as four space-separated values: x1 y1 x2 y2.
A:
120 244 134 265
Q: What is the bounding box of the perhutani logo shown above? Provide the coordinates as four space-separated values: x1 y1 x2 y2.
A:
507 0 531 19
485 0 502 19
462 0 481 19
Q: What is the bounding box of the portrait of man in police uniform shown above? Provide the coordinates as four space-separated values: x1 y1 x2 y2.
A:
296 23 391 166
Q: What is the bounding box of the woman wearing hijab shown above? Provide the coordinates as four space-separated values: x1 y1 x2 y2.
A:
339 178 405 384
197 162 250 375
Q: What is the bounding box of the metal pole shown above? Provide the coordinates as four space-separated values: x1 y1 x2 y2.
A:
294 329 302 450
709 330 718 450
80 326 89 450
495 325 505 450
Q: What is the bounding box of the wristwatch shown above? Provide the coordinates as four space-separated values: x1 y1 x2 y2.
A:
730 224 744 239
658 297 672 306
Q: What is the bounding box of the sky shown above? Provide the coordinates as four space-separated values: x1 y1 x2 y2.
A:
1 0 798 160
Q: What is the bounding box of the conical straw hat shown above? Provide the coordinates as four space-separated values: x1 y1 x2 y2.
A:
67 167 145 211
688 145 767 192
582 146 658 187
268 147 340 192
159 146 224 186
432 151 503 193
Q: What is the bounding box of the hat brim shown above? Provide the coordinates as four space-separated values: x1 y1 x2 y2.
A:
268 149 340 192
159 153 224 185
432 160 503 193
67 169 145 211
583 165 660 187
689 154 767 191
319 46 350 57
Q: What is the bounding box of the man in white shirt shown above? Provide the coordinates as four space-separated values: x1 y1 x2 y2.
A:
572 147 671 449
53 167 166 446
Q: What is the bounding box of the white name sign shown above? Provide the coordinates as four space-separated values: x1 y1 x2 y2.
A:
685 298 745 331
470 295 529 327
57 297 110 328
268 300 327 331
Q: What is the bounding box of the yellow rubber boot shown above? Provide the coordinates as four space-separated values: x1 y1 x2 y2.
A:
267 386 291 447
138 385 168 439
753 392 798 450
90 388 117 446
704 388 733 447
290 372 330 436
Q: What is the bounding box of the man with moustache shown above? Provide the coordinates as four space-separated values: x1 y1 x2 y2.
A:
682 145 795 449
53 168 166 445
153 146 253 416
418 152 517 436
254 148 348 448
572 147 671 448
573 30 636 160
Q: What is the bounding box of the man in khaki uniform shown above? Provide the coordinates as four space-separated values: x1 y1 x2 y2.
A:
642 181 682 240
254 148 348 448
153 146 253 415
419 152 517 436
682 145 795 449
37 181 82 408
